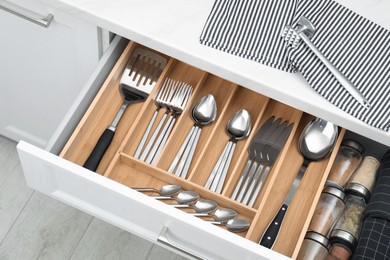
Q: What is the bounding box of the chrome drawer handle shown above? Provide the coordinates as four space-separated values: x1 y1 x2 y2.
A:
0 2 54 28
157 226 203 260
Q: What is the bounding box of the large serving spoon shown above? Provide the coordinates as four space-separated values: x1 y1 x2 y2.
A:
260 117 338 248
211 218 251 233
173 199 218 214
205 109 251 193
133 185 182 197
168 94 217 178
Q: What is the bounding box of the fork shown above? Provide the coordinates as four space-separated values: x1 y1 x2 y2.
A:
139 79 193 164
134 78 177 159
234 118 281 203
243 123 293 207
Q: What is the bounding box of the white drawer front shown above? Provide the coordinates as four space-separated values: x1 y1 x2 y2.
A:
17 141 287 260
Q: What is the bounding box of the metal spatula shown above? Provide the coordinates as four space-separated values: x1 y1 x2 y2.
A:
83 48 167 171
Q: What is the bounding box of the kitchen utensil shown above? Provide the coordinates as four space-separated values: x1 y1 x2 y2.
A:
243 122 293 207
83 48 167 171
230 116 276 201
237 120 288 203
152 191 200 206
282 16 370 109
135 78 193 164
174 199 218 214
210 218 251 233
260 117 338 248
168 94 217 178
205 109 251 193
195 208 237 223
133 184 182 197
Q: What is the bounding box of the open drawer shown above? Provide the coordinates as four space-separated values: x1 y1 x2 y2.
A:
18 36 350 259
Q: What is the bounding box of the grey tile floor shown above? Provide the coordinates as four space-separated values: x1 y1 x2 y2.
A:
0 136 187 260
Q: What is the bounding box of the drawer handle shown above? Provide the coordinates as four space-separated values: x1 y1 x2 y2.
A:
157 226 203 260
0 2 54 28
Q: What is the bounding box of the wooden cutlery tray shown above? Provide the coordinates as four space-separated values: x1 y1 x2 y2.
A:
60 41 345 258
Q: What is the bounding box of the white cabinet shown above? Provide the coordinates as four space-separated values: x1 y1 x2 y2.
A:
0 0 100 148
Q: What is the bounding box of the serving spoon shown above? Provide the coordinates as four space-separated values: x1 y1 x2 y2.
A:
260 117 338 248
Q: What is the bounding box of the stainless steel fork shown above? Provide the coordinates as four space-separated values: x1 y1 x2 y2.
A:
139 80 193 164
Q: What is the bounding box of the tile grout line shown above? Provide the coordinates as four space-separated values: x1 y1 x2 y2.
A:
0 189 35 247
69 216 95 260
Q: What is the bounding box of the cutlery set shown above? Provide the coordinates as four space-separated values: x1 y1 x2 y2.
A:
83 47 340 248
134 184 251 233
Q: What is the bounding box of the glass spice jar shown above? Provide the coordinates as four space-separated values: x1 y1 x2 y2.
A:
297 231 329 260
330 194 367 253
308 186 346 236
326 139 364 190
346 156 380 202
328 243 352 260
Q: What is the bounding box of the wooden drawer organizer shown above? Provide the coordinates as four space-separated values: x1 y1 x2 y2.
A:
60 41 345 258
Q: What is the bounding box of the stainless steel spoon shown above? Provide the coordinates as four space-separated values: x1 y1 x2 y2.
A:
205 109 251 193
195 208 237 223
174 199 218 214
133 184 182 197
168 94 217 178
152 191 200 206
210 218 251 233
260 117 338 249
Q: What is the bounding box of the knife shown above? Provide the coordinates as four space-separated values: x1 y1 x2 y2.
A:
259 157 307 249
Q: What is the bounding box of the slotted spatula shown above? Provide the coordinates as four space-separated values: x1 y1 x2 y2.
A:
83 48 167 171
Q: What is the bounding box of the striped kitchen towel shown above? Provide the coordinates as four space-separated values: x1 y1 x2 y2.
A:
200 0 298 72
200 0 390 130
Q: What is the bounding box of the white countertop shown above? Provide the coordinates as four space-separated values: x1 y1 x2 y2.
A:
40 0 390 146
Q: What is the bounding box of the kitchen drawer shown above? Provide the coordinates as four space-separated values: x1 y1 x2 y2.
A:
18 36 354 259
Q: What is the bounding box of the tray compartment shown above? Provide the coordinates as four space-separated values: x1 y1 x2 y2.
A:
121 60 208 159
221 100 303 208
187 87 269 192
155 74 239 173
245 114 345 257
106 153 255 238
60 42 171 174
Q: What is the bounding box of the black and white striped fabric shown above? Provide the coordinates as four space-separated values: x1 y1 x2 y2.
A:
353 149 390 259
200 0 390 130
200 0 297 72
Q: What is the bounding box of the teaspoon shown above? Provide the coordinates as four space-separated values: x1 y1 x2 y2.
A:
211 218 251 233
205 109 251 193
152 191 200 206
195 208 237 223
133 184 182 197
260 117 338 248
168 94 217 178
173 199 218 214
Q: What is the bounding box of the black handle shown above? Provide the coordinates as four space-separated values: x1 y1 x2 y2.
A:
260 204 288 249
83 128 115 171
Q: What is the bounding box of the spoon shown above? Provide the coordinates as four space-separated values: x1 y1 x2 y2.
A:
205 109 251 193
260 117 338 249
174 199 218 214
195 208 237 223
211 218 251 233
133 185 182 197
152 191 200 206
168 94 217 178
